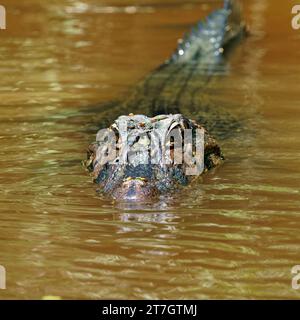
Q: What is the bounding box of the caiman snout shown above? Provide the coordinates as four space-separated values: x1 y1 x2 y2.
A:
112 177 157 201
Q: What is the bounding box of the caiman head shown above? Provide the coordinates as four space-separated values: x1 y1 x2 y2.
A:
85 114 223 201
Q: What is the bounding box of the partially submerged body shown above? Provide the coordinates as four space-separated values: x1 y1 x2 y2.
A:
85 0 246 200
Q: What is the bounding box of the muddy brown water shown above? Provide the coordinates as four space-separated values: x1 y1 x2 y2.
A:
0 0 300 299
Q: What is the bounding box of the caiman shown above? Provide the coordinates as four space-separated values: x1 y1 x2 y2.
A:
85 0 246 200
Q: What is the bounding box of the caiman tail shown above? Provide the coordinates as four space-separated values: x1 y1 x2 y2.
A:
96 0 246 139
168 0 244 64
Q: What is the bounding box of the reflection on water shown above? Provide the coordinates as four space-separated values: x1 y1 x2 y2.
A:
0 0 300 299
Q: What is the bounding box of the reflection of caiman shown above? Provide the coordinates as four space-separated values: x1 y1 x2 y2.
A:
85 0 246 200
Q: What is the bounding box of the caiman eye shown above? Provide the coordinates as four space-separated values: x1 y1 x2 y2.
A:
111 128 120 155
98 127 120 159
165 125 184 164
